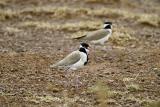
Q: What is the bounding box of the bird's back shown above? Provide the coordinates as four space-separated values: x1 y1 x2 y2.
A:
54 51 81 67
81 29 110 41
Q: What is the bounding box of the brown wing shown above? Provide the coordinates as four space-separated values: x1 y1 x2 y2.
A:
55 51 81 67
83 29 110 41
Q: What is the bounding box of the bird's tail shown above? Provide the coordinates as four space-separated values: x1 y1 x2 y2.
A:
50 64 57 68
72 35 86 40
50 61 65 68
50 64 70 71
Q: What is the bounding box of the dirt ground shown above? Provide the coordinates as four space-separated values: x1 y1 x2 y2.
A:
0 0 160 107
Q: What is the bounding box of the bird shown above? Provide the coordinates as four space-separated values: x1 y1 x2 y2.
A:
75 21 112 45
50 43 89 70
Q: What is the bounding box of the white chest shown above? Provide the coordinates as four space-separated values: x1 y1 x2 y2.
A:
70 52 87 70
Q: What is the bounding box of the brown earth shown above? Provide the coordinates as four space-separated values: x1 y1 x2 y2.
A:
0 0 160 107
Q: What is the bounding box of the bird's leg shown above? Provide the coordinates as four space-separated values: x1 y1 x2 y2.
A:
99 42 107 51
92 45 96 63
69 71 82 89
74 75 82 89
64 67 71 88
100 42 105 48
64 67 70 72
102 45 107 51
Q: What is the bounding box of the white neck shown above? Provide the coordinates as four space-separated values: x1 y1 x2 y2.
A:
107 29 112 33
106 29 112 39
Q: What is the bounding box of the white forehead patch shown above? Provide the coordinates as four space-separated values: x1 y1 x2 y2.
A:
104 24 109 28
80 45 83 48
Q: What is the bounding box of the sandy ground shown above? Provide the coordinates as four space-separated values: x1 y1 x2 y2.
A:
0 0 160 107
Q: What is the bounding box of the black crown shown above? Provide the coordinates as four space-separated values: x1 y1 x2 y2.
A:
80 43 89 49
104 22 112 25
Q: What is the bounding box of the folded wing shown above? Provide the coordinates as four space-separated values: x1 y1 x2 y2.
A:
52 51 81 67
74 29 110 41
83 29 110 41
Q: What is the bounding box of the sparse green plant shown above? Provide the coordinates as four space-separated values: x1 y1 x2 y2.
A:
126 83 140 92
122 77 141 92
88 81 110 107
146 101 160 107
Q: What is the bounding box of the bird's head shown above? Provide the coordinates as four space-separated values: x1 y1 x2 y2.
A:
80 42 89 49
104 21 112 29
79 42 90 54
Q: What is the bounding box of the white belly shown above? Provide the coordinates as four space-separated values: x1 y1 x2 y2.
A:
70 52 87 70
70 60 84 70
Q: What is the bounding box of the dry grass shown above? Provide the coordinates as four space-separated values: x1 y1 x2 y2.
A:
0 9 19 20
20 21 101 32
123 96 158 107
85 0 141 8
25 95 62 104
0 6 159 23
122 77 141 92
0 0 7 5
125 95 143 104
3 27 22 33
20 6 123 19
110 26 137 46
137 14 160 27
85 0 122 3
23 90 89 107
62 90 91 107
1 6 159 28
46 82 61 92
21 6 71 16
20 6 90 19
91 8 124 18
111 31 136 46
84 0 139 4
126 84 140 92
